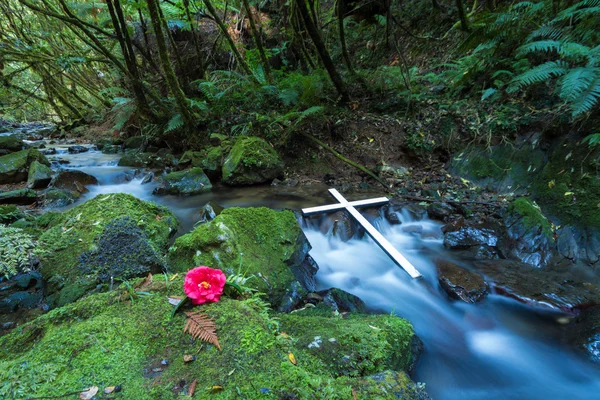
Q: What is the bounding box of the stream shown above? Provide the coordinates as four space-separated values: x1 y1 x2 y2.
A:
34 144 600 399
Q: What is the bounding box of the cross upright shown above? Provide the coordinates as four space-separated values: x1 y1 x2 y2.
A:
302 189 422 279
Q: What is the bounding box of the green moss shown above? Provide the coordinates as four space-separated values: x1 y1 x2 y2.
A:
37 194 178 302
0 149 50 184
0 135 26 152
0 205 24 224
531 145 600 228
508 198 553 237
452 145 545 191
0 278 420 400
167 207 304 306
222 137 284 185
153 168 212 195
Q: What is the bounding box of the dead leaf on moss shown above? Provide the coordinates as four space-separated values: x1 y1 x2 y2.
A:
188 379 197 396
79 386 98 400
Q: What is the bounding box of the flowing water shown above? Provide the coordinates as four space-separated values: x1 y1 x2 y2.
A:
38 146 600 399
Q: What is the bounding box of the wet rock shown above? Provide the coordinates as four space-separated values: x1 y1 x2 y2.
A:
0 271 44 314
118 152 174 169
384 205 402 225
67 145 89 154
444 224 499 249
222 137 284 185
569 305 600 364
123 136 146 149
320 288 367 313
557 226 600 265
0 189 38 205
0 149 50 184
141 171 154 184
152 168 212 196
0 136 28 153
197 201 223 224
41 188 80 208
474 259 600 312
436 260 488 303
318 210 357 241
503 198 555 267
101 144 120 154
40 148 57 155
50 170 98 194
271 178 299 187
278 280 309 313
179 147 223 180
427 202 456 220
27 161 53 189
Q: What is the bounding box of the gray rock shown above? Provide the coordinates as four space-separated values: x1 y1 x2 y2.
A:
27 160 53 189
569 305 600 364
444 225 499 249
152 168 212 195
0 189 37 205
67 145 89 154
197 202 224 224
437 260 488 303
0 149 50 184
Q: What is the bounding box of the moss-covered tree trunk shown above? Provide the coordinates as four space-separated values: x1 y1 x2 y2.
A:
456 0 470 32
337 0 357 76
146 0 193 130
184 0 206 79
295 0 349 101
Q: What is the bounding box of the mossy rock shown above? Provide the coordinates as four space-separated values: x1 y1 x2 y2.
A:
118 152 174 169
0 135 27 153
36 193 178 305
123 135 146 149
0 189 37 205
180 147 223 180
0 279 423 400
168 207 311 307
27 161 53 189
222 137 284 185
0 149 50 184
152 168 212 196
451 144 545 194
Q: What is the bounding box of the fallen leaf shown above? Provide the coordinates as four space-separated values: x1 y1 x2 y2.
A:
80 386 98 400
137 273 153 290
188 379 197 396
548 180 556 189
368 324 382 331
288 352 297 365
169 273 179 282
184 354 195 363
104 386 116 394
564 191 574 196
211 385 223 392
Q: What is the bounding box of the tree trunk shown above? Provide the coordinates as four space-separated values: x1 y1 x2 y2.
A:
184 0 206 79
146 0 193 129
337 0 357 76
202 0 256 80
242 0 273 83
456 0 470 32
295 0 348 101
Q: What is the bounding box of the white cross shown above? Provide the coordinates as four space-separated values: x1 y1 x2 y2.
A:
302 189 422 279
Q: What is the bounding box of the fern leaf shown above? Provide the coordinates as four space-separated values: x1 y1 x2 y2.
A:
527 25 563 41
165 114 184 133
184 312 221 350
568 74 600 116
481 88 498 101
508 61 568 92
559 67 597 101
517 40 562 56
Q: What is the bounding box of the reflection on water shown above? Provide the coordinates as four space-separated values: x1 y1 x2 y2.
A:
305 212 600 400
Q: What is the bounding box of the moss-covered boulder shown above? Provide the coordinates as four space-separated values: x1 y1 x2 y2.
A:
152 168 212 196
0 149 50 184
0 189 37 205
0 279 424 400
27 161 53 189
168 207 313 307
0 135 27 153
179 147 223 179
118 151 174 169
36 193 178 307
222 137 284 185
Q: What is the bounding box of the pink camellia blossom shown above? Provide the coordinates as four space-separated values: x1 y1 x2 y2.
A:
183 266 227 305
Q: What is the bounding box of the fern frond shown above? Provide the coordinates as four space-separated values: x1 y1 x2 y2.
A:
527 25 563 41
517 40 562 56
184 312 221 350
559 67 598 101
508 61 568 92
566 74 600 116
481 88 498 101
165 113 184 133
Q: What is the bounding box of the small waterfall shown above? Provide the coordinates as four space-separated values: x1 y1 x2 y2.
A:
304 211 600 400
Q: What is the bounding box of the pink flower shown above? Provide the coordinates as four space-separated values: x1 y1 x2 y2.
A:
183 266 226 305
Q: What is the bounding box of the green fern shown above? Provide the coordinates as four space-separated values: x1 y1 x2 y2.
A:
165 113 184 133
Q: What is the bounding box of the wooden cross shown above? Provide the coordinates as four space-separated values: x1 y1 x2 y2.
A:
302 189 422 279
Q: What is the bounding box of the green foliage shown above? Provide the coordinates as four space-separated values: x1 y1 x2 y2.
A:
0 225 36 279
